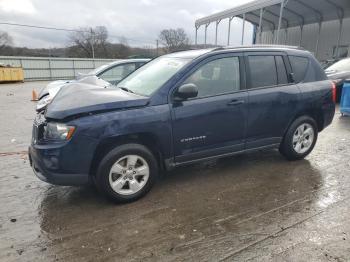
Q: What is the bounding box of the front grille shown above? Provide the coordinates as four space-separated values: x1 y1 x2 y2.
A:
32 113 47 144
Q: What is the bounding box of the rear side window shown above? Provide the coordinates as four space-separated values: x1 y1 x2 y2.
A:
308 58 327 82
289 56 309 83
248 56 277 88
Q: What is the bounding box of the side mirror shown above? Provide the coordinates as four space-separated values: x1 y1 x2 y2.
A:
174 83 198 101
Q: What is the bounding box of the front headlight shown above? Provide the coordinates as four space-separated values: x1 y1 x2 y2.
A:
36 95 52 111
44 122 76 141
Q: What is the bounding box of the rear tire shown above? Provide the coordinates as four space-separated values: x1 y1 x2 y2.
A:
279 116 318 161
96 143 158 203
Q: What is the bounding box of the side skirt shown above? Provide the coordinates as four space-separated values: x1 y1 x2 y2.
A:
164 143 281 171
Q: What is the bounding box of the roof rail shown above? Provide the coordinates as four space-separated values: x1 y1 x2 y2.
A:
212 45 306 51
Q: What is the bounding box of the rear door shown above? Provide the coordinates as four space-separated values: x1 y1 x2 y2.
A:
245 52 300 149
170 53 248 163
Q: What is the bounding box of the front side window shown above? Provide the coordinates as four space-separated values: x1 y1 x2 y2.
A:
183 57 240 98
99 63 136 84
248 55 277 88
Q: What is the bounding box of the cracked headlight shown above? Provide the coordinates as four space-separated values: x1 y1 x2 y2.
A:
44 122 76 141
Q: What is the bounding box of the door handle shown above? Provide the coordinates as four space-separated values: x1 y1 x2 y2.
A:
227 99 245 106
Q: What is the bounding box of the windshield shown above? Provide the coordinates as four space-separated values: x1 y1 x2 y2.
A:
88 63 113 75
327 58 350 72
116 57 190 96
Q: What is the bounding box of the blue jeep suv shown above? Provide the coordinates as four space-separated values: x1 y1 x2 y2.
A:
29 46 336 203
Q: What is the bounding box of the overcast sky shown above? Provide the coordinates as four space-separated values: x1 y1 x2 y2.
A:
0 0 254 48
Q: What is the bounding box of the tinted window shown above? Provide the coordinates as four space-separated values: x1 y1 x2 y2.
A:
275 56 288 85
289 56 309 83
309 58 327 81
99 63 136 83
248 56 277 88
184 57 240 98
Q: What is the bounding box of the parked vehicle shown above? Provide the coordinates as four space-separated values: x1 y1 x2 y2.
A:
321 59 339 69
29 46 335 203
36 59 150 111
325 57 350 102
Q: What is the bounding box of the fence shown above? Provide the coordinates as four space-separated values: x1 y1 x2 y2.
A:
0 56 117 81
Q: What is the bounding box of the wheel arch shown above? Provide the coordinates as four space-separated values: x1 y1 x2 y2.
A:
285 108 324 135
89 132 164 177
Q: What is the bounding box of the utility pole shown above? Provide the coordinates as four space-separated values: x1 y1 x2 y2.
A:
156 39 159 56
90 28 95 59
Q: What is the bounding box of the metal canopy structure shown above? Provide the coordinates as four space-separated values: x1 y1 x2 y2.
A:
195 0 350 56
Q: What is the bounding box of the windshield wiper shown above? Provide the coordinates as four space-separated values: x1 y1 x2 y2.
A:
120 87 134 93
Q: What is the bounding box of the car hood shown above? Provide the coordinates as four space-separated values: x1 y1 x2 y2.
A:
38 80 74 100
325 70 350 80
36 76 111 112
45 83 149 120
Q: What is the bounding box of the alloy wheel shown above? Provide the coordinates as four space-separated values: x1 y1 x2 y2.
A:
108 155 150 195
292 123 315 154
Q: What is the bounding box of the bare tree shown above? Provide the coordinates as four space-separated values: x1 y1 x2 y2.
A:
159 28 190 52
0 31 13 50
118 36 128 46
68 26 108 58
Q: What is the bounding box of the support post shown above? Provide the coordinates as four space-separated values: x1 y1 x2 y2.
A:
258 8 264 44
204 23 210 48
215 20 221 46
276 1 285 44
335 18 343 58
241 13 246 45
299 25 303 47
315 21 322 57
72 59 76 78
285 28 288 44
48 57 52 80
90 28 95 59
195 26 198 46
227 17 234 46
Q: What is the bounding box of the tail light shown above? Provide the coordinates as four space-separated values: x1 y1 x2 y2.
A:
331 81 337 103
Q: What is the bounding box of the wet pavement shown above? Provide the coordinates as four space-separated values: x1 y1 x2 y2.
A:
1 82 350 261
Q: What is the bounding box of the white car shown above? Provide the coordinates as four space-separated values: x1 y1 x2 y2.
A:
36 58 150 111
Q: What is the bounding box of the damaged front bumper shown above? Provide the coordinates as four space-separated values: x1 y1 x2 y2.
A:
28 145 90 186
29 113 94 186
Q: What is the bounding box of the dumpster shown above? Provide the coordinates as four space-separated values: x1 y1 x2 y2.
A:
0 66 24 83
340 80 350 116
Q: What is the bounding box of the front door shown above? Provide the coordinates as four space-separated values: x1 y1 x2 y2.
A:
171 54 248 163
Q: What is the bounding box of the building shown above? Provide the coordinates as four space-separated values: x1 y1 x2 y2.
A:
195 0 350 62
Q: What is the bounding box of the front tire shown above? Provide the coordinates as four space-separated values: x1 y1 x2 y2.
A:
280 116 318 161
96 143 158 203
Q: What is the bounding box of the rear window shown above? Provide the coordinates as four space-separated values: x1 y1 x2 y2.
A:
289 56 309 83
289 55 327 83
